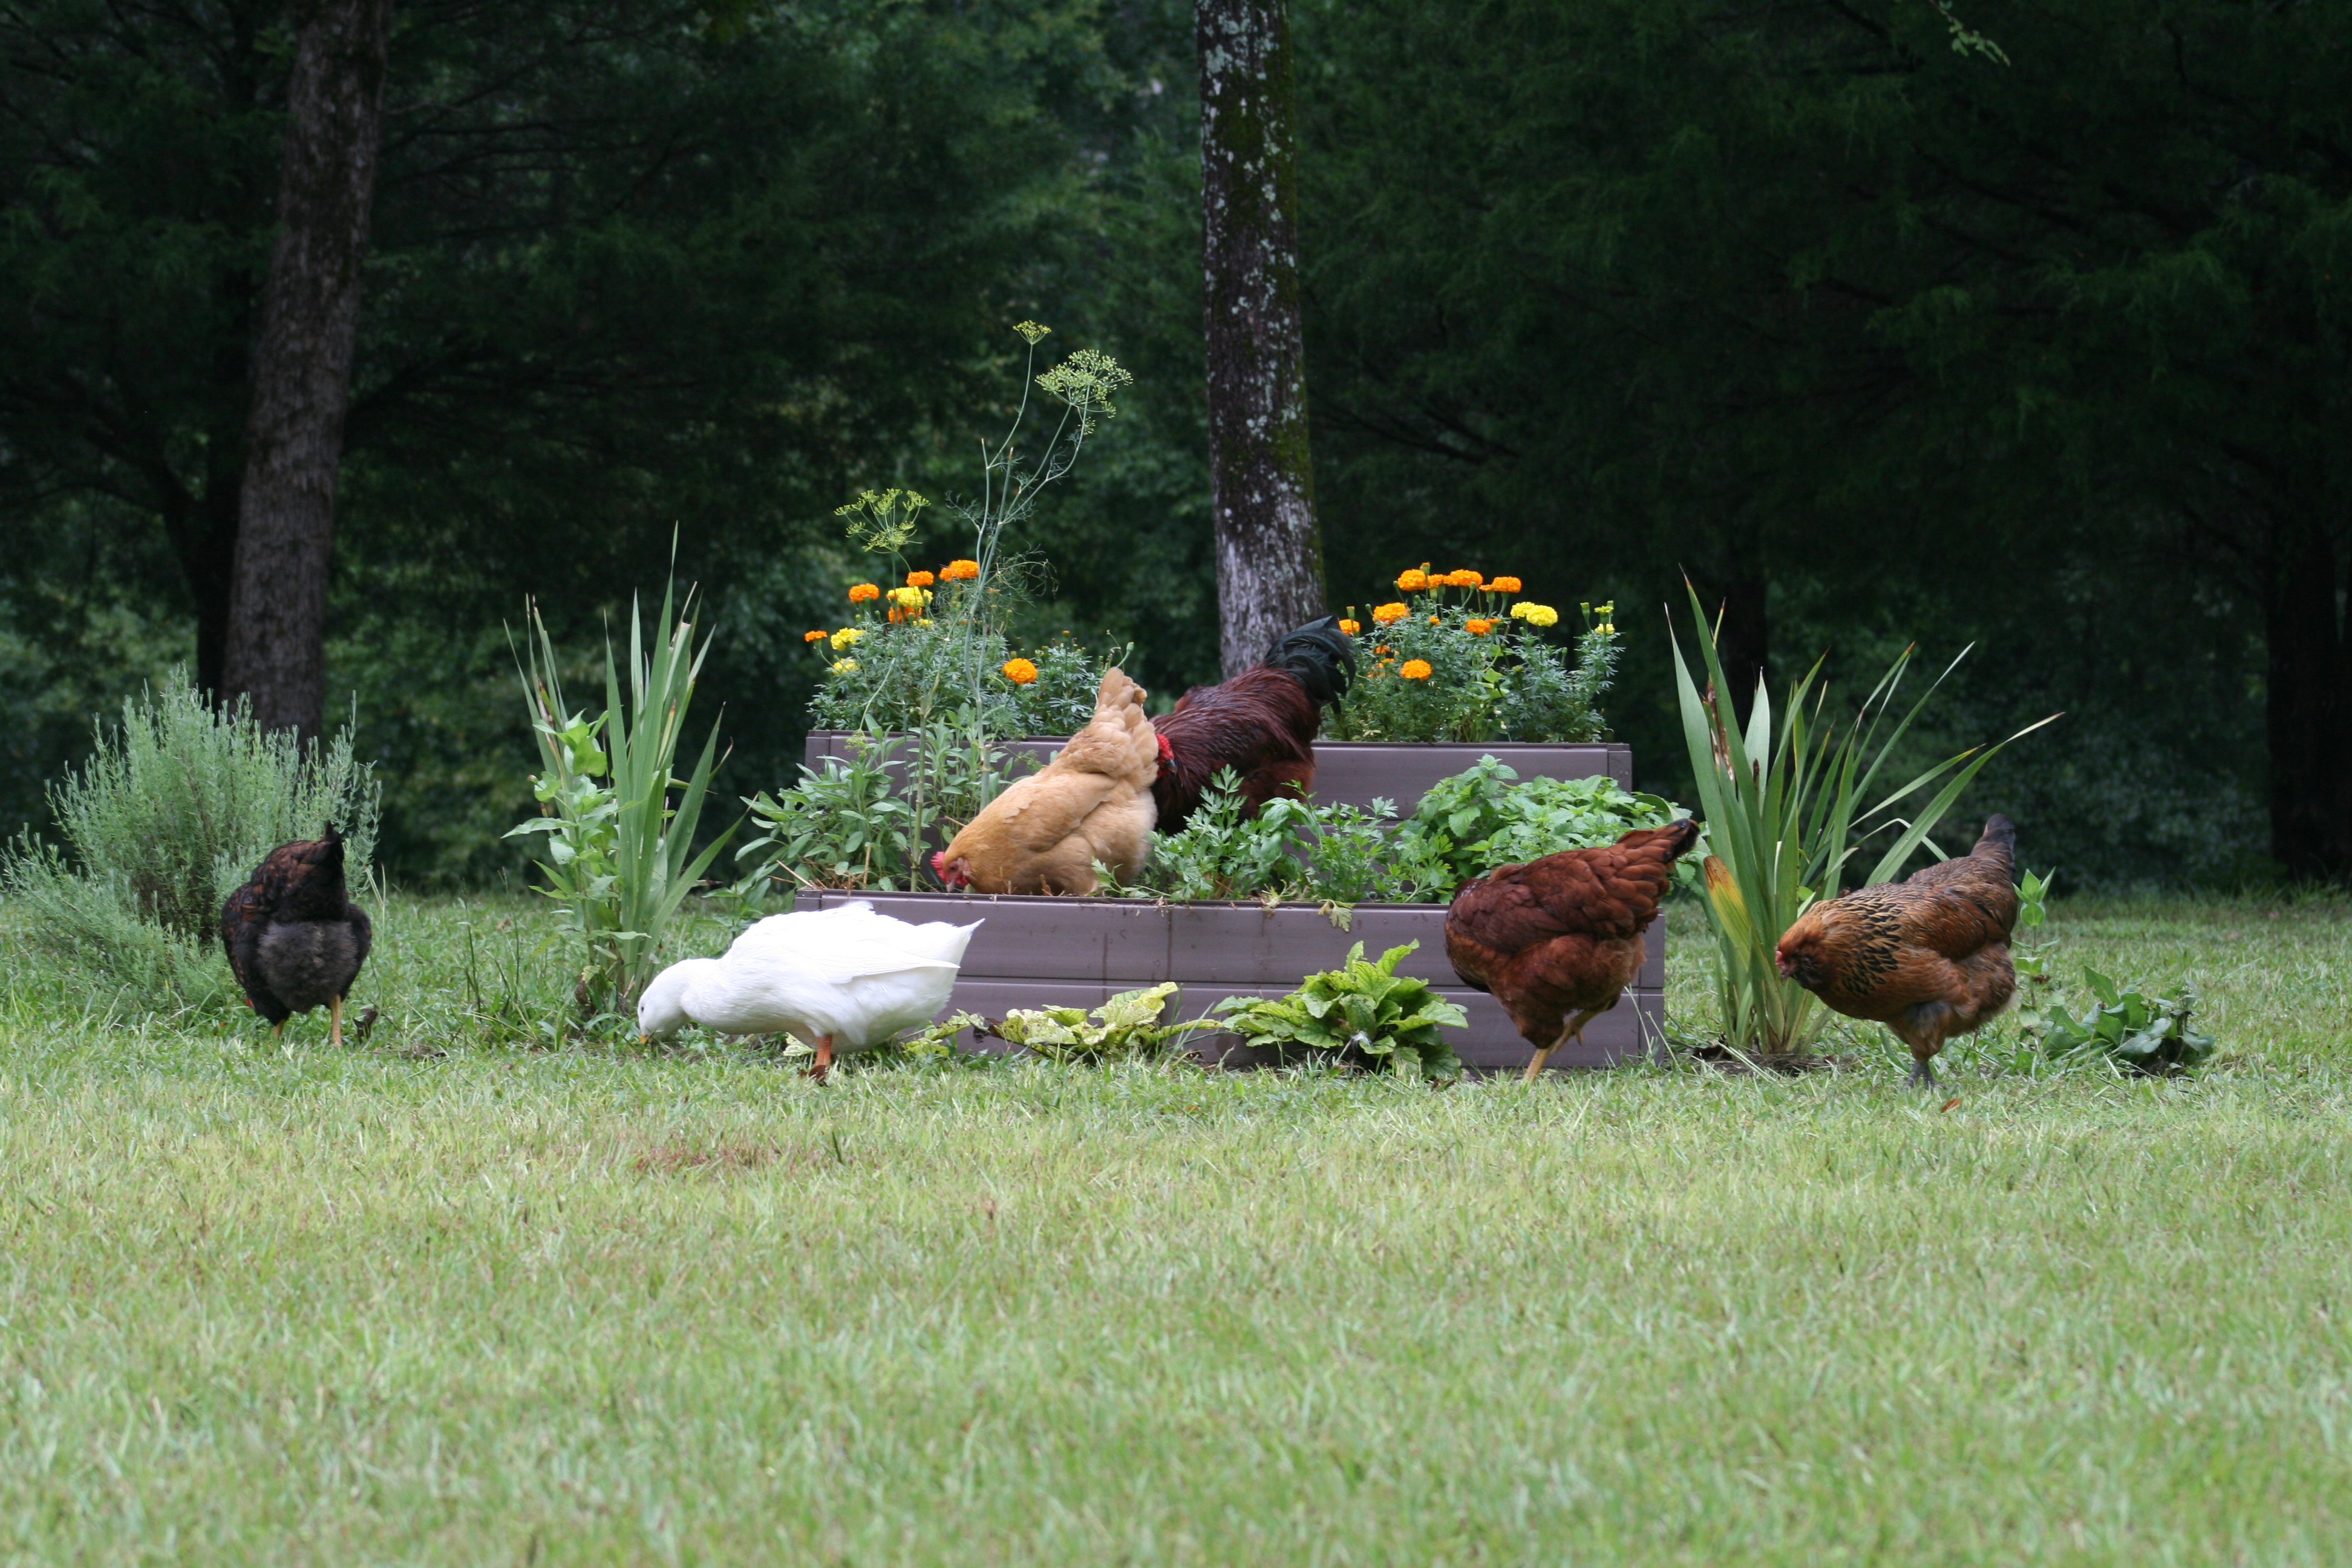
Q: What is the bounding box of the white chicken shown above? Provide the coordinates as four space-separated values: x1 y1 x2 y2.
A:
637 902 981 1079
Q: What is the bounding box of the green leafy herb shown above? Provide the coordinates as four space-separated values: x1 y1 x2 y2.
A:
986 982 1224 1061
1214 941 1468 1080
2027 972 2215 1076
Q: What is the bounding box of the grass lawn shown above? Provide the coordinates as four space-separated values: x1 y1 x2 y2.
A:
1 893 2348 1563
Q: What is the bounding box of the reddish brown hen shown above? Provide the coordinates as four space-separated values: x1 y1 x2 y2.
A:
1446 818 1700 1079
1774 815 2019 1088
1152 616 1356 831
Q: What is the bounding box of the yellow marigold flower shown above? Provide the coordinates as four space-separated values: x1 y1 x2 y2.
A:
1002 658 1039 685
830 658 858 675
1372 601 1409 624
1399 659 1434 680
803 629 828 644
906 570 936 587
1489 576 1523 594
848 583 881 603
829 627 863 650
1338 619 1362 636
1396 569 1429 592
1511 602 1560 627
1466 618 1494 635
940 559 981 581
887 584 933 609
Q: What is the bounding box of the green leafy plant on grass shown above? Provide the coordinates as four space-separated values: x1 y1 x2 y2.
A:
2027 972 2215 1076
1215 941 1467 1080
508 581 735 1016
1672 584 2056 1058
0 671 379 1004
984 982 1225 1060
2011 869 2059 985
1324 569 1618 743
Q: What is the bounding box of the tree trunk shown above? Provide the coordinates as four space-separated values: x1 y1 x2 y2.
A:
2263 518 2351 882
221 0 393 738
1198 0 1324 677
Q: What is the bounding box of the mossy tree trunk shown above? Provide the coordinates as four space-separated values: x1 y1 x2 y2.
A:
1197 0 1324 678
222 0 393 737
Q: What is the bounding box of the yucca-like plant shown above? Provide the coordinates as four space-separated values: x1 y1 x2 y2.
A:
1671 586 2054 1057
509 580 734 1016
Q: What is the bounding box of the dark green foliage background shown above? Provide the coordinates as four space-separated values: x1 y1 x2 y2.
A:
3 0 2337 888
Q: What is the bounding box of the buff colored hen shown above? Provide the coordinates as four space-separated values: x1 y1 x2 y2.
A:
932 667 1160 895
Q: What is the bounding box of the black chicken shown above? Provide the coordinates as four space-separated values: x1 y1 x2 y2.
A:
220 825 373 1046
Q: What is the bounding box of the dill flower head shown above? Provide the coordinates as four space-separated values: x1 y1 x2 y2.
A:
940 559 981 581
1001 658 1039 685
906 570 936 588
1466 618 1494 635
1014 320 1051 344
1371 602 1409 625
829 627 863 651
1489 576 1523 594
1338 618 1362 636
848 583 881 604
830 658 859 675
1399 659 1434 680
803 629 828 644
1511 602 1560 627
1396 568 1429 592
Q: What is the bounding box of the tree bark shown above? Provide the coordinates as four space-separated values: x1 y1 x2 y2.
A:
2263 518 2351 882
221 0 394 738
1198 0 1324 677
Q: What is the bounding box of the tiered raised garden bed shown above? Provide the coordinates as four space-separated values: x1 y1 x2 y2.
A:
799 733 1664 1073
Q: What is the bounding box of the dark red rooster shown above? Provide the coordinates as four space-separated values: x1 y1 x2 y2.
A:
1445 818 1701 1079
1152 616 1357 831
220 825 373 1047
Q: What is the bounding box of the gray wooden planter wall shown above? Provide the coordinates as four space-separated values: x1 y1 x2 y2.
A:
797 734 1661 1073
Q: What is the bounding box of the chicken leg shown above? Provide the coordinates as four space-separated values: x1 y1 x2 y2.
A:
1523 1007 1604 1083
1906 1048 1939 1089
805 1033 835 1083
330 994 344 1050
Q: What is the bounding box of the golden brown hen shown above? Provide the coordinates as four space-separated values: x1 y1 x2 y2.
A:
1773 815 2019 1088
1445 818 1700 1079
932 667 1160 895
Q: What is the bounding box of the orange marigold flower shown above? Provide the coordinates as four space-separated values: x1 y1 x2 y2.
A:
1375 645 1395 656
1447 569 1483 588
848 582 881 603
906 570 936 587
1466 618 1494 635
1372 601 1409 624
1396 569 1429 592
1488 576 1523 594
1337 618 1362 636
1001 658 1039 685
1429 615 1441 625
803 629 829 644
939 559 981 581
1399 659 1434 680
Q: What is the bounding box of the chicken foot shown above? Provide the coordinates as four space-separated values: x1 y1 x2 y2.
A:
1523 1007 1604 1083
1905 1048 1939 1089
